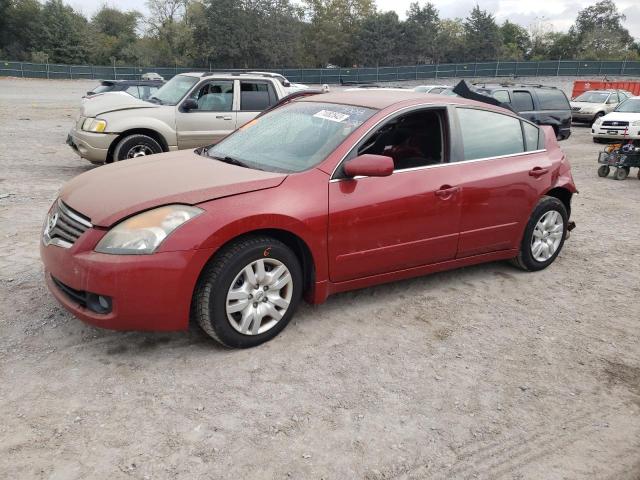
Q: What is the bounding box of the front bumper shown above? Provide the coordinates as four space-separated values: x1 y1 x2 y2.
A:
67 128 117 164
592 125 640 140
572 112 598 122
40 230 215 331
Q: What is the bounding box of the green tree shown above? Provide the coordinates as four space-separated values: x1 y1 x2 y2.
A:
571 0 635 59
403 2 439 64
39 0 90 63
1 0 43 60
436 18 465 63
500 20 530 60
463 6 501 61
90 7 140 64
355 11 402 66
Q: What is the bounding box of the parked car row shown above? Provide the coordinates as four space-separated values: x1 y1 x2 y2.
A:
47 86 577 348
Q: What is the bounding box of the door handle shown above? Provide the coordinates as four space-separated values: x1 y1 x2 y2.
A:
529 167 549 178
216 115 232 120
435 185 459 199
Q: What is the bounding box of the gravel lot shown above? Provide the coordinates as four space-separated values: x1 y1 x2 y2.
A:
1 77 639 480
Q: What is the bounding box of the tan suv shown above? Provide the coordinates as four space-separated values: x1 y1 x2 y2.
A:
67 72 289 164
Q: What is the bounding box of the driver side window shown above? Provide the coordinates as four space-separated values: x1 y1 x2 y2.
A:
187 80 234 112
355 109 446 172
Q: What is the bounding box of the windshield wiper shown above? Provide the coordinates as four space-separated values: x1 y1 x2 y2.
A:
210 155 249 168
148 96 163 105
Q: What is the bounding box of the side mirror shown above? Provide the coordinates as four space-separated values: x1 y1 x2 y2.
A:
86 91 94 96
344 154 394 178
282 80 291 87
182 98 198 111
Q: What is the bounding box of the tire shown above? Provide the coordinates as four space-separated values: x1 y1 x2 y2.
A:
614 167 628 180
597 165 610 177
593 137 603 144
112 134 163 161
192 236 303 348
592 112 604 125
511 196 568 272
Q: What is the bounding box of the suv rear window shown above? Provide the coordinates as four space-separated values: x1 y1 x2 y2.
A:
511 91 534 112
536 89 570 110
241 81 277 111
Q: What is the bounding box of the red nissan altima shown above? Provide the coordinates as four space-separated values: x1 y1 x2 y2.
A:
41 91 577 348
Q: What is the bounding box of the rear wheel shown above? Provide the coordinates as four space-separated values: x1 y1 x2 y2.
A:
511 196 568 272
597 165 610 177
112 134 163 161
614 167 628 180
193 236 303 348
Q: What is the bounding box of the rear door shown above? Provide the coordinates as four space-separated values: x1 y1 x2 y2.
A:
453 107 552 258
532 88 572 138
175 79 237 148
236 80 279 129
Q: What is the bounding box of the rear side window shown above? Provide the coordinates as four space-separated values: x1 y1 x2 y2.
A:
522 122 541 151
511 91 534 111
240 81 277 111
126 86 140 98
536 89 570 110
493 90 510 103
457 108 524 160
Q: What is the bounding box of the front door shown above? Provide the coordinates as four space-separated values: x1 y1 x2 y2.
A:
328 107 462 283
175 79 237 149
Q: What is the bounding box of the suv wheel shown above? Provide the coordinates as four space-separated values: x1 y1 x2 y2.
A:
193 236 303 348
511 196 568 272
112 134 162 161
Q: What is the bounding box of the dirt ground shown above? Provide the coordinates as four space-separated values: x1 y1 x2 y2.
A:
1 78 639 480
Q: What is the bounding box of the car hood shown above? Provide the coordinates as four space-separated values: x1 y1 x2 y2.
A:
570 101 604 109
60 150 287 227
600 112 640 122
81 92 161 117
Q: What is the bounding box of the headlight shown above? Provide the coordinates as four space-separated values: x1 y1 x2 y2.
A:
95 205 203 254
632 120 640 127
593 116 604 125
82 118 107 133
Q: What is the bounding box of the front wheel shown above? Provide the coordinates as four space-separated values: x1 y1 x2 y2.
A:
511 196 568 272
193 236 303 348
112 134 163 161
597 165 610 177
614 167 628 180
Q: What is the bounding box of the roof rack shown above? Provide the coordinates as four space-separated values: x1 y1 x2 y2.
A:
472 81 558 89
200 71 285 79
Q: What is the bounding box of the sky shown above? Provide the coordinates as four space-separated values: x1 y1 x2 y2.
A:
67 0 640 40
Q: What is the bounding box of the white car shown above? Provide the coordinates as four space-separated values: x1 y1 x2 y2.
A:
141 72 165 81
413 85 450 93
592 96 640 143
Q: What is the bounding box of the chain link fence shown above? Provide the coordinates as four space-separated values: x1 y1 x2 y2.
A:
2 59 639 84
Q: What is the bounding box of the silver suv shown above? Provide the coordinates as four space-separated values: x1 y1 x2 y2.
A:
67 72 289 164
570 89 631 124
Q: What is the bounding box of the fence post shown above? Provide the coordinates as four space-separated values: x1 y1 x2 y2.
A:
514 61 518 77
495 60 499 77
473 61 477 77
46 59 49 80
556 58 561 76
69 64 73 80
435 62 438 80
91 65 94 80
621 60 626 76
535 61 539 77
20 62 24 78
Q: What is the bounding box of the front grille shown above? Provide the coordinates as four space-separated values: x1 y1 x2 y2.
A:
602 121 629 127
43 200 92 248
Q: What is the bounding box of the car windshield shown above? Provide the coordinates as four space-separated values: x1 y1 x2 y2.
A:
615 98 640 113
150 75 198 105
574 92 609 103
92 84 113 94
207 101 376 173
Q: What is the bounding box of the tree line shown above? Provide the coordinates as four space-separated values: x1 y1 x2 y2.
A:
0 0 638 68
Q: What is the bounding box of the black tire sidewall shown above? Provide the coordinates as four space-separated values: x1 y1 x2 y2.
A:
113 134 162 161
205 239 302 348
519 197 568 271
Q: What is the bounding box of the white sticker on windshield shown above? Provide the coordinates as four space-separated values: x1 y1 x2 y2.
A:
313 110 350 123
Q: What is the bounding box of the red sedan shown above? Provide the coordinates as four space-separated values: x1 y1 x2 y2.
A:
41 91 577 348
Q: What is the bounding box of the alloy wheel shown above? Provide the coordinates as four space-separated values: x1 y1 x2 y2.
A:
530 210 564 262
225 258 293 335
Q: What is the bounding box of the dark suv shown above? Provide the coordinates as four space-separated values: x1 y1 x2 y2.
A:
474 84 572 140
84 80 164 101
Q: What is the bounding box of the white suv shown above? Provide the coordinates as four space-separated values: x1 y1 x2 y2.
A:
592 96 640 143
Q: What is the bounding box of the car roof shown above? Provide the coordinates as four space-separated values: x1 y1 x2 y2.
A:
297 90 513 112
180 71 285 81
